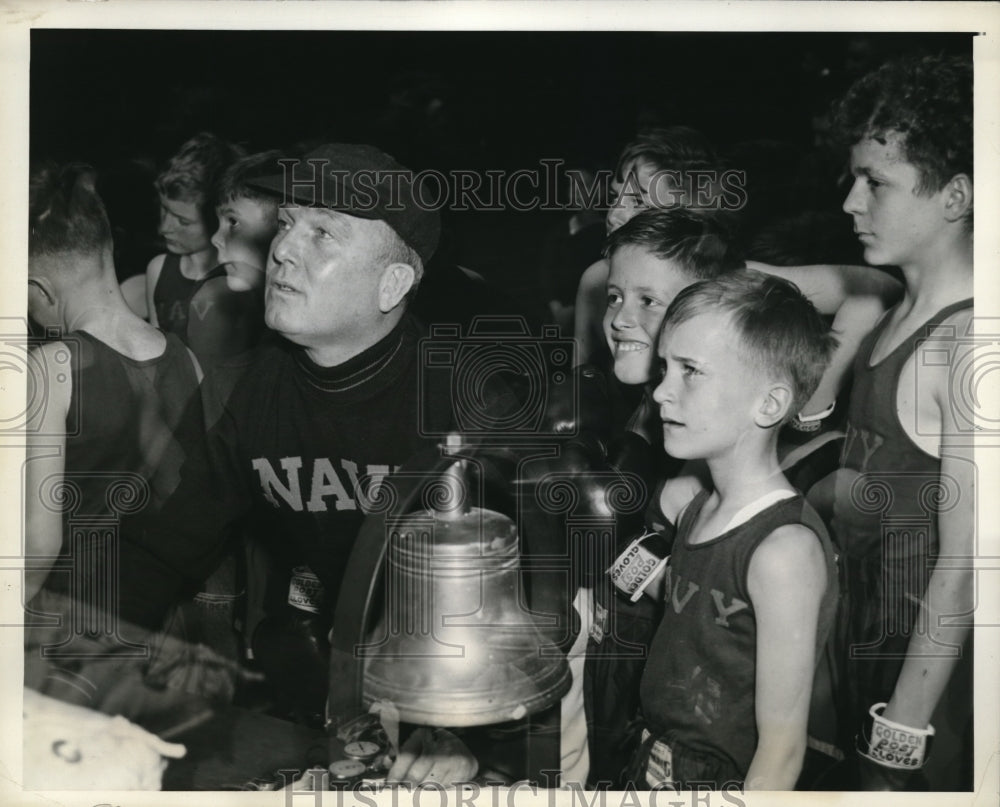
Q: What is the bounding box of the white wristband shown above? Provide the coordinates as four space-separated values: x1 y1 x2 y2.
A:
858 702 935 770
607 531 670 602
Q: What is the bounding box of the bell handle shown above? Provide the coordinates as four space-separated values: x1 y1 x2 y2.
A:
327 445 464 736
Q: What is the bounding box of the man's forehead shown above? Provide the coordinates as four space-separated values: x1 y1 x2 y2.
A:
280 205 358 227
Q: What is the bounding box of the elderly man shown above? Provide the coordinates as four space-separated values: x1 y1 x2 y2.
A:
112 143 506 784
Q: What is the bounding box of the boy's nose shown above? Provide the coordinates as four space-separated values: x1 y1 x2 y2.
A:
652 375 673 405
210 227 224 253
610 305 635 331
606 206 629 233
842 178 865 216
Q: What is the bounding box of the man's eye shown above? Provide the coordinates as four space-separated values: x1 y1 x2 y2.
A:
276 218 290 231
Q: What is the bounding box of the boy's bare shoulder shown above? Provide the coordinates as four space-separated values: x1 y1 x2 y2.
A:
145 253 167 276
659 469 706 524
748 522 827 592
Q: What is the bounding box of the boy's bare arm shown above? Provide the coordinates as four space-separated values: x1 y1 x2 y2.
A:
145 255 164 327
746 261 902 316
24 342 72 601
882 323 975 732
745 524 827 790
799 293 887 416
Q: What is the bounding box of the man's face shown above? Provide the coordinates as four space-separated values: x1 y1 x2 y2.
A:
158 195 212 256
212 195 278 278
603 246 693 385
652 311 764 462
265 206 389 362
842 133 950 270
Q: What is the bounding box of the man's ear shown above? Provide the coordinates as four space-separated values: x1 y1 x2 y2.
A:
755 382 794 429
377 262 416 313
942 173 973 223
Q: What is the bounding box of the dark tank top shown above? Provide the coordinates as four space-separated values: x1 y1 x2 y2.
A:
43 330 202 626
832 297 973 561
153 252 225 342
639 490 837 777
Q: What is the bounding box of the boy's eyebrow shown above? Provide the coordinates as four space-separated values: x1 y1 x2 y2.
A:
667 351 704 366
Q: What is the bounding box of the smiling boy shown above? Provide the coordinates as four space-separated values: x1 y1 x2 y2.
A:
631 272 839 790
603 207 742 386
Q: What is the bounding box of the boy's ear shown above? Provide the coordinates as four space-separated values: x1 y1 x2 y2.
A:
942 173 973 223
377 262 416 313
755 382 794 429
28 276 57 307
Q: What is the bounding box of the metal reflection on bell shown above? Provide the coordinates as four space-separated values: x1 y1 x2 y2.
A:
362 460 570 727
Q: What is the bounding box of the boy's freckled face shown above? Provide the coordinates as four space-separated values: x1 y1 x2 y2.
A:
842 133 950 270
603 246 693 386
158 196 212 256
212 196 279 274
652 312 762 461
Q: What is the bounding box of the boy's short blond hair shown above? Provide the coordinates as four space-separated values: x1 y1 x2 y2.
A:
662 271 838 422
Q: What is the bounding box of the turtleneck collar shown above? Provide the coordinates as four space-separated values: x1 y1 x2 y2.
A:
293 315 414 396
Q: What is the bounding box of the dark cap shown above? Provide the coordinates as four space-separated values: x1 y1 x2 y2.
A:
247 143 440 265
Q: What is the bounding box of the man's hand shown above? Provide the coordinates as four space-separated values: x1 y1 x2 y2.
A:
386 727 478 785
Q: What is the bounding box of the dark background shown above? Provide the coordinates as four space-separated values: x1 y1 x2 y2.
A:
30 30 973 313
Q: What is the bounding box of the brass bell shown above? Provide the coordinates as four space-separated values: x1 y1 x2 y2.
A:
361 460 571 726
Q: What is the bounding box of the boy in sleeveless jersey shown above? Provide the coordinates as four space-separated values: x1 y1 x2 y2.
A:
144 132 243 341
24 163 213 714
630 272 839 790
816 54 974 791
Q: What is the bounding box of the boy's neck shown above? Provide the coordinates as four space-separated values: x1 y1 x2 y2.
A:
704 434 790 514
897 230 973 315
180 246 219 279
64 277 149 338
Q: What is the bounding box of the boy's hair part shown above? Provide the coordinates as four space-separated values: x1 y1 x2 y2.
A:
155 132 245 226
604 207 744 281
216 150 286 209
662 271 838 421
615 125 720 182
29 162 112 258
834 54 972 196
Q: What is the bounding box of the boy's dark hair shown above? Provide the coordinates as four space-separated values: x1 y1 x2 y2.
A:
29 162 112 257
834 54 972 195
155 132 245 228
662 271 838 422
614 125 719 182
215 150 286 208
604 207 743 280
